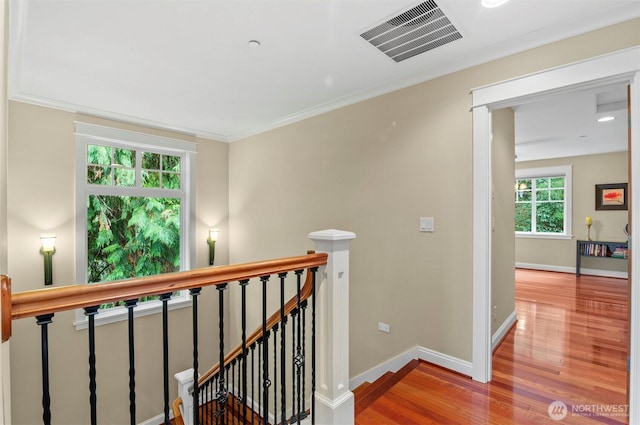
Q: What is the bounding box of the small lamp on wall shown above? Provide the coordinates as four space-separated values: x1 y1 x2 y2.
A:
40 234 56 285
207 229 219 266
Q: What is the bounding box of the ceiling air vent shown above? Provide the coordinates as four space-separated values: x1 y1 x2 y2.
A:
360 0 462 63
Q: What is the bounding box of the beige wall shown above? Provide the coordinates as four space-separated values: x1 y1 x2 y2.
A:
1 0 10 422
7 101 229 424
229 19 640 379
492 109 516 336
3 16 639 423
516 151 629 274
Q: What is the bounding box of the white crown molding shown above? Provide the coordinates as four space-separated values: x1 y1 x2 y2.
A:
472 46 640 108
8 0 639 143
10 92 230 143
229 6 640 141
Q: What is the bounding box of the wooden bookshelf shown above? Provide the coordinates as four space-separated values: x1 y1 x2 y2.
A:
576 240 628 276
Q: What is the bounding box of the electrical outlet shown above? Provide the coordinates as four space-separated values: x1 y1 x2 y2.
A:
378 322 390 333
493 306 497 322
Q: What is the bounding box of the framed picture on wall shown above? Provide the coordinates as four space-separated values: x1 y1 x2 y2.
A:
595 183 628 211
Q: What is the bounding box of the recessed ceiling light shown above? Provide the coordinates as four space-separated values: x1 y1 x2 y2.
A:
248 40 261 48
481 0 510 8
597 116 616 122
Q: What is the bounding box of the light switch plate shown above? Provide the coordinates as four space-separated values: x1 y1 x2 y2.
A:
420 217 434 232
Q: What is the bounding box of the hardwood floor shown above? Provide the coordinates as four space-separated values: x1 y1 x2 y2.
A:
355 269 629 424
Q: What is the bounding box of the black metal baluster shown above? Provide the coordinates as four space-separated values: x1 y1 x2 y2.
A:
273 323 278 425
239 279 249 425
230 364 233 420
84 305 100 425
294 270 303 422
278 272 287 425
201 381 206 425
36 313 54 425
125 299 138 425
290 307 297 423
216 283 228 423
201 380 207 425
211 372 215 425
257 338 262 424
231 359 237 424
225 364 231 423
251 343 255 425
311 267 318 425
301 298 308 420
191 288 202 425
260 275 270 425
212 377 217 425
211 377 216 425
202 380 207 425
160 292 172 424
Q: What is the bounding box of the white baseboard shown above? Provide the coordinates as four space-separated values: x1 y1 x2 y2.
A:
492 310 517 351
516 262 628 279
139 412 173 425
349 345 473 391
349 346 419 390
516 262 574 274
417 346 472 377
575 268 628 279
349 316 522 392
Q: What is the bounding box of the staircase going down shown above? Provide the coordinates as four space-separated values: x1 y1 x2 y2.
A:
170 359 419 424
353 359 420 416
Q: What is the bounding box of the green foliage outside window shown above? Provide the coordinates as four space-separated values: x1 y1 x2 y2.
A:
87 145 180 189
535 202 564 233
87 195 180 308
515 177 565 234
515 203 532 232
86 144 182 308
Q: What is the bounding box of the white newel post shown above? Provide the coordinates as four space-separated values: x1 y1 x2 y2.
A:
175 368 195 425
309 229 356 425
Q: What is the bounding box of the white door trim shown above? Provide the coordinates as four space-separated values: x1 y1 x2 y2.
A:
471 105 493 383
471 46 640 424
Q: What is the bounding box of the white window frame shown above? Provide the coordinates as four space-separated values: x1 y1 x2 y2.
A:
74 122 196 329
515 165 573 240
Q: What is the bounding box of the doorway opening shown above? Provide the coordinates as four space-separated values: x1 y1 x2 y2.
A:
471 47 640 423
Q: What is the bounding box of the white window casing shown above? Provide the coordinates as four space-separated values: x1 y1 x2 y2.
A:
74 122 196 329
515 164 572 240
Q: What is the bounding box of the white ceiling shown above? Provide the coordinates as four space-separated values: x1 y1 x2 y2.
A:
514 83 629 162
8 0 640 149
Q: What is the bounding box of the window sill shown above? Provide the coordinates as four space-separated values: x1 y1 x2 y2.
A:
74 294 191 330
516 232 573 240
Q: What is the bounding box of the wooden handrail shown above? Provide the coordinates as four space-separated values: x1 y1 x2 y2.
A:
1 275 11 342
1 253 327 343
172 398 186 425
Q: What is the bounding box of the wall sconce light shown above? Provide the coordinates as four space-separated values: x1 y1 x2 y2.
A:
207 229 219 266
40 234 56 285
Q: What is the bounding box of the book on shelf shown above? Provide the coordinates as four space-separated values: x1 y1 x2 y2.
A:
579 241 628 258
611 247 629 259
